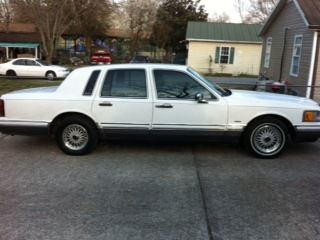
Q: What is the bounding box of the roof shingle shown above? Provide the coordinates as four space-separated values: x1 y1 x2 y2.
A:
186 22 262 43
297 0 320 28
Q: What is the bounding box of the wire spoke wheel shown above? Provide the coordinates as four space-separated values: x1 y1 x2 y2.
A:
62 124 89 151
250 123 285 156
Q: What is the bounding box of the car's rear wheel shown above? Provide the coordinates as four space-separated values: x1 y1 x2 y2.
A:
244 117 288 158
6 70 16 77
46 71 56 80
55 116 99 155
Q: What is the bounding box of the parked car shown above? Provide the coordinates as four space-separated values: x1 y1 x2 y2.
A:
129 55 150 63
0 64 320 158
91 50 112 65
0 58 70 80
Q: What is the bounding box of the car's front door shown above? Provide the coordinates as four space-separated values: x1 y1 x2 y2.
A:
92 68 152 137
151 69 228 137
24 59 43 77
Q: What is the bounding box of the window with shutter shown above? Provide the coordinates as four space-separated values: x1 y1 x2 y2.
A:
215 46 235 65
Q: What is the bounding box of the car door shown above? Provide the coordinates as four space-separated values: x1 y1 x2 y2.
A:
26 59 45 77
25 60 43 77
92 68 153 137
151 69 228 137
11 59 28 76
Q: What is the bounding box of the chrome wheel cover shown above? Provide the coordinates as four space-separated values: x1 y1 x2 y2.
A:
47 73 54 80
62 124 89 151
251 123 285 156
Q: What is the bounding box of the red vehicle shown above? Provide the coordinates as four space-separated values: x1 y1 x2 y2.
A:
90 50 112 65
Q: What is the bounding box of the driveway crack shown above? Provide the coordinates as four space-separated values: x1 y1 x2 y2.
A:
192 146 220 240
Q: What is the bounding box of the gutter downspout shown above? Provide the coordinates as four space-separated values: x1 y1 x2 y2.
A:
279 27 289 82
307 32 318 99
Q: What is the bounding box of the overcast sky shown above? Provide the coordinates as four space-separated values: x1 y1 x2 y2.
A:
200 0 243 23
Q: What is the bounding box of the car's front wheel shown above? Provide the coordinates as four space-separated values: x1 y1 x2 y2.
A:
55 116 99 155
244 117 288 158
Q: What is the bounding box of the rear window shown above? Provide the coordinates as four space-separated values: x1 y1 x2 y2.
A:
83 70 101 96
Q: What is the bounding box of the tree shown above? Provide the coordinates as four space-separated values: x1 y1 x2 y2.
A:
12 0 112 63
234 0 247 23
209 12 230 23
0 0 13 31
151 0 208 55
69 0 113 55
245 0 278 24
234 0 279 24
123 0 159 56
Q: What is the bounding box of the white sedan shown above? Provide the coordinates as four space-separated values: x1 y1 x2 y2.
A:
0 58 70 79
0 64 319 158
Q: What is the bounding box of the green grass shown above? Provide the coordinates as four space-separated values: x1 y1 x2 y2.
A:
0 79 62 96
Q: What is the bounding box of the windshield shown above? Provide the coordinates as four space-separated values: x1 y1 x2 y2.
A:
187 67 229 96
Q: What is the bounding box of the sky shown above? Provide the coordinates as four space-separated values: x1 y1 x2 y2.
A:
199 0 243 23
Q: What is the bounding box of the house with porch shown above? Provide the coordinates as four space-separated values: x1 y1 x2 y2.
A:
186 22 263 76
259 0 320 101
0 23 41 62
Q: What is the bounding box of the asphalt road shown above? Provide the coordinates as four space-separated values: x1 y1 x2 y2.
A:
1 135 320 240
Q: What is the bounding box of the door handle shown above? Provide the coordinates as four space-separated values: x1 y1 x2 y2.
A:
156 103 173 109
99 102 113 107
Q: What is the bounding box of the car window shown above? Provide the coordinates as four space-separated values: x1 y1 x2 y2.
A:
153 70 215 100
12 60 25 66
25 60 40 66
101 69 147 98
83 70 101 96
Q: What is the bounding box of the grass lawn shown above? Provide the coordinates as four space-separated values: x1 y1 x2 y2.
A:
0 78 62 96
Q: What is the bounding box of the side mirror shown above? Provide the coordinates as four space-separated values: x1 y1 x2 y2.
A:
195 93 208 104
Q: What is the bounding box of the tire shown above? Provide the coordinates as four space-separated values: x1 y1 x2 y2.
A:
6 70 16 77
55 116 99 156
46 71 56 80
243 117 288 158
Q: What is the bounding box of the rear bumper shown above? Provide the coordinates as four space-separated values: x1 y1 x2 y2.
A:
295 126 320 142
0 120 49 135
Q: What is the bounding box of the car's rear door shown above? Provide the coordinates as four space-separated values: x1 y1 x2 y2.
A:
92 67 152 137
11 59 28 76
151 68 228 137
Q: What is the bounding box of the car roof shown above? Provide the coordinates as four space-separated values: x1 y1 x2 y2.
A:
77 64 188 72
10 58 38 61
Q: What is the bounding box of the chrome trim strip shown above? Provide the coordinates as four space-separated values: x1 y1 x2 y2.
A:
0 120 48 127
296 126 320 131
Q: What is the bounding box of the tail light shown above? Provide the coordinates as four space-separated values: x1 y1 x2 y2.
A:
0 99 5 117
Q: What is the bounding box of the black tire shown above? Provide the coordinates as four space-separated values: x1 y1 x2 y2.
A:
243 117 288 159
55 116 99 156
46 71 56 80
6 70 16 77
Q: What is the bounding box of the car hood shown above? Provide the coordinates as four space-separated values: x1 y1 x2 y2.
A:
225 89 319 109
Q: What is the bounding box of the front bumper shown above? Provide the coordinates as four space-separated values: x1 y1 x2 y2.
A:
56 72 70 78
295 126 320 142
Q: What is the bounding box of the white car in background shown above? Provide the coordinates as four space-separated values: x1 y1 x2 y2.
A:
0 58 70 80
0 64 320 158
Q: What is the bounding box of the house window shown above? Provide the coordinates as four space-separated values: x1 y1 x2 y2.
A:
290 35 303 77
215 47 235 64
264 37 272 68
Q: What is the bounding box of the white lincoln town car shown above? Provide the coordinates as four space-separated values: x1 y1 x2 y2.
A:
0 64 320 158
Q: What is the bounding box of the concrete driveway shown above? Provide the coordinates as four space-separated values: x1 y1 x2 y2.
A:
0 135 320 240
